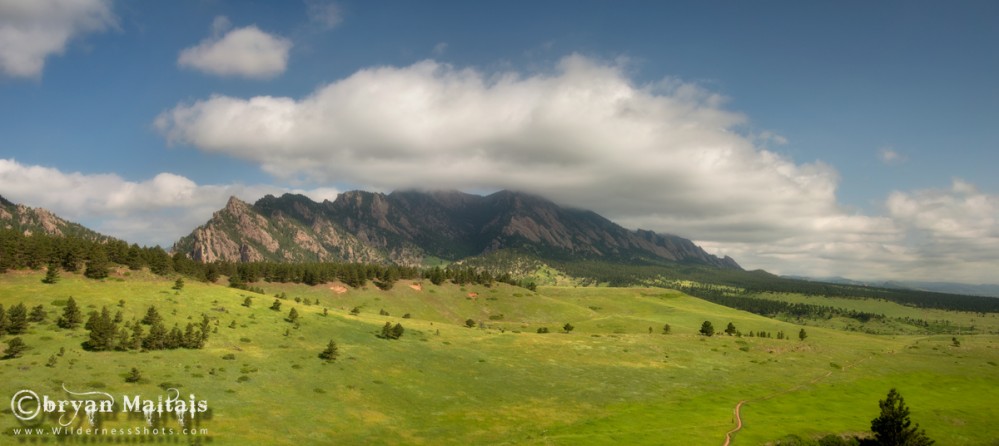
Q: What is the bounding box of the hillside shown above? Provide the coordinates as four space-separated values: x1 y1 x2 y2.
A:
173 190 740 269
0 271 995 445
0 195 108 241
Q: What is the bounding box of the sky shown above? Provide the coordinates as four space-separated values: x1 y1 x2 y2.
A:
1 0 997 284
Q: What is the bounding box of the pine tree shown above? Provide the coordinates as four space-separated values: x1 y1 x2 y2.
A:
141 305 162 325
725 322 737 336
270 299 282 311
465 318 476 328
242 296 252 307
662 323 671 334
319 339 339 361
287 307 299 323
125 367 142 383
0 305 7 336
85 306 118 351
870 388 934 445
7 303 28 335
563 322 574 333
391 323 404 339
29 305 46 322
172 277 185 291
699 321 715 337
143 321 167 350
380 322 393 339
166 325 183 349
83 247 110 279
3 337 26 359
42 262 60 284
130 321 144 350
57 297 82 329
799 328 808 341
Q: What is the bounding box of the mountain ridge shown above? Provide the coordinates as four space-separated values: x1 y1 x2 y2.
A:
173 189 741 270
0 194 109 241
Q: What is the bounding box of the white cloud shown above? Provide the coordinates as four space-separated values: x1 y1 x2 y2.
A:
178 18 292 79
0 159 337 247
879 147 906 165
155 55 936 278
0 0 115 78
305 0 342 29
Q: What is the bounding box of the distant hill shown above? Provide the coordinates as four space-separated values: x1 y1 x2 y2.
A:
0 195 109 241
785 275 999 299
173 189 741 270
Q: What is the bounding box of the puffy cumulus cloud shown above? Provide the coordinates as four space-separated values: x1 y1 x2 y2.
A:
0 159 337 247
178 17 292 79
156 55 855 240
153 55 996 283
0 0 115 78
884 180 999 282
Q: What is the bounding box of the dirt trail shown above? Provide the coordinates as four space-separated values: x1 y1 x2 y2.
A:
722 400 746 446
721 355 871 445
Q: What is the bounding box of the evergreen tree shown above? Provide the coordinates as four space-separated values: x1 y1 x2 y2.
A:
380 321 393 339
242 296 252 307
173 277 185 291
563 322 574 333
85 306 118 351
29 305 46 322
143 321 167 350
183 323 203 349
83 247 110 279
7 303 28 335
287 307 299 323
141 306 162 325
391 323 404 339
870 388 934 445
166 325 184 349
0 305 7 336
799 328 808 341
699 321 715 337
3 337 26 359
125 367 142 383
130 321 144 350
57 297 83 329
319 339 339 361
270 299 282 311
42 261 60 284
725 322 737 336
662 323 671 334
465 318 476 328
46 355 57 367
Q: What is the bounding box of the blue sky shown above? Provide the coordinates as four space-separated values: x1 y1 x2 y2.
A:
1 0 997 284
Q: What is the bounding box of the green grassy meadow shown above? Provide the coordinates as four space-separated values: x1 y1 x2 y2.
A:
1 270 996 445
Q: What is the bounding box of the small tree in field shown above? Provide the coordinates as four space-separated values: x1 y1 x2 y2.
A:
319 340 339 361
42 262 60 284
270 299 282 311
58 297 83 329
125 367 142 383
870 388 934 446
725 322 737 336
465 318 476 328
563 323 574 334
799 328 808 341
3 337 27 359
662 323 671 334
287 307 299 323
699 321 715 337
173 277 185 291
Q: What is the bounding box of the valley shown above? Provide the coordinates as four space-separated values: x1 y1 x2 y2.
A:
1 270 996 445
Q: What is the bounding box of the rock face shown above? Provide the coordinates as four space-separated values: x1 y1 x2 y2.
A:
174 190 740 270
0 195 108 241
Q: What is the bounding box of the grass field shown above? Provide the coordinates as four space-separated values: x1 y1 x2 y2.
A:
0 270 996 445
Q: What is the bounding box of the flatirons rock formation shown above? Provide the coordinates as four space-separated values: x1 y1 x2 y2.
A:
173 190 740 269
